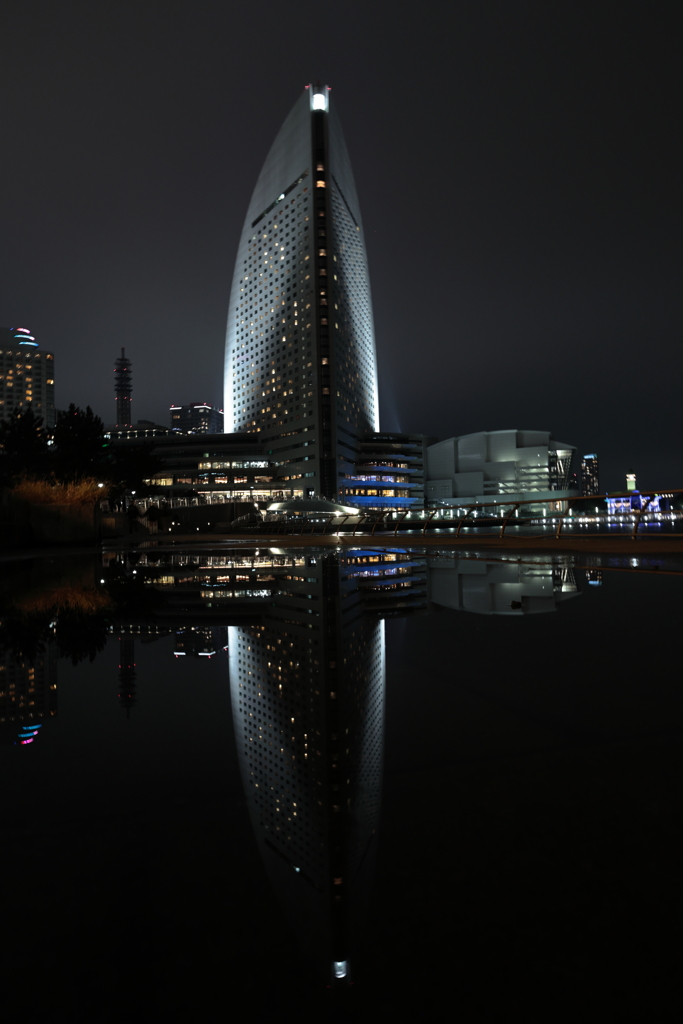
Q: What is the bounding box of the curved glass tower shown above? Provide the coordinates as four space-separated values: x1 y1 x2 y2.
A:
224 84 379 499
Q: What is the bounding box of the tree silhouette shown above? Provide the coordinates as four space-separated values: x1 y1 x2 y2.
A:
0 408 49 485
52 404 108 481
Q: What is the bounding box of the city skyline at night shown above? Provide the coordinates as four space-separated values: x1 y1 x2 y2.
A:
0 5 679 492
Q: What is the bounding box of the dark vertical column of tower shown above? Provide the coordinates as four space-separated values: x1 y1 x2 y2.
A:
114 348 132 428
312 105 337 497
118 635 136 718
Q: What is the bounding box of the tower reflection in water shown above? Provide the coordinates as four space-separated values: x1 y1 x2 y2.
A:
102 546 578 985
1 548 589 987
228 549 427 985
226 551 577 983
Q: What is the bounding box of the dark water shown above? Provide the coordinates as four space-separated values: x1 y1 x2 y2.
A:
1 546 680 1020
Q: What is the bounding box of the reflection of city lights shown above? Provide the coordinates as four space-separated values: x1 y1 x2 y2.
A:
16 723 42 747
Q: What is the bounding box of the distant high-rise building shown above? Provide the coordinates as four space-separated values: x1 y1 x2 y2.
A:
224 84 379 500
114 348 132 427
626 471 636 492
170 403 223 434
581 454 600 496
0 327 56 428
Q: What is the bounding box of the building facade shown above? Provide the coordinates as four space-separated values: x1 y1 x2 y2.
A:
170 403 224 434
606 491 671 514
425 430 578 510
0 328 56 428
581 454 600 496
339 432 432 511
110 431 280 504
224 85 379 501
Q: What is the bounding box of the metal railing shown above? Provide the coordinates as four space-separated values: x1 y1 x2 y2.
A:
227 489 683 541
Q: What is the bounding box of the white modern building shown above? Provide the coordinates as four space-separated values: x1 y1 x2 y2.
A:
223 84 379 500
425 429 578 510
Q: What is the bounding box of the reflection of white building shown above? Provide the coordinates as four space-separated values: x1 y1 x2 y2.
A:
428 556 579 615
426 430 577 509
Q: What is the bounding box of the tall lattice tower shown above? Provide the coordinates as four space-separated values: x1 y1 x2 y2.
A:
114 347 132 427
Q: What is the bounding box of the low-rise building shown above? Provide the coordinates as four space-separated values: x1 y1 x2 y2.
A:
109 431 302 506
426 429 578 511
339 432 433 511
106 420 170 440
606 491 671 514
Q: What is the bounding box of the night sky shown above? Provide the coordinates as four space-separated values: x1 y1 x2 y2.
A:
1 2 680 491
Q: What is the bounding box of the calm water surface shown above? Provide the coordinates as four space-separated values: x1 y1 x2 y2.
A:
1 546 680 1020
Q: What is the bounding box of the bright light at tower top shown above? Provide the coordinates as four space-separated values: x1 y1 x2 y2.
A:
309 85 330 112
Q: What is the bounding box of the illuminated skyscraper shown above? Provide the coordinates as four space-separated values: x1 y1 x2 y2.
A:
224 85 379 499
114 348 132 428
581 454 600 496
0 327 56 428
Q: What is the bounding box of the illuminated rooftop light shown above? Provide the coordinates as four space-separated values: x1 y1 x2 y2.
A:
333 961 347 978
311 92 328 112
